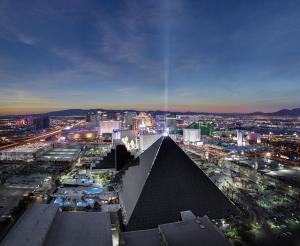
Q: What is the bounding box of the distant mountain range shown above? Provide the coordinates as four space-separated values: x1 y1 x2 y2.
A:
1 108 300 118
44 107 300 117
249 108 300 117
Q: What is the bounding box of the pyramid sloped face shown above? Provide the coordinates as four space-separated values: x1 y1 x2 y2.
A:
119 136 239 231
118 137 164 224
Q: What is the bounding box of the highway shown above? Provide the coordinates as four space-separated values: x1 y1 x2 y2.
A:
23 129 62 143
0 128 62 151
0 120 86 151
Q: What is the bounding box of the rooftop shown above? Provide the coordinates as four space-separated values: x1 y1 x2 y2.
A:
120 211 232 246
44 211 112 246
1 204 59 246
1 204 112 246
159 215 231 246
0 142 50 153
37 146 81 162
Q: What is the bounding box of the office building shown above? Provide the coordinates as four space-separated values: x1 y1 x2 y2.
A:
91 113 99 128
32 115 50 130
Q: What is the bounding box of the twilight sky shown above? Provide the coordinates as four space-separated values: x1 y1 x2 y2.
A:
0 0 300 115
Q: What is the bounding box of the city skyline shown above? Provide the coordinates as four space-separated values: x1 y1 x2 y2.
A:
1 0 300 114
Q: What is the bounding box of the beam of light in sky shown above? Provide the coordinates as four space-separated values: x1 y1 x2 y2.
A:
164 0 170 113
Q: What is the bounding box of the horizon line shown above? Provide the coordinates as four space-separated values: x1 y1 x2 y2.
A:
0 106 299 117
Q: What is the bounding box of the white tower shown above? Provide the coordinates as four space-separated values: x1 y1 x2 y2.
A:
237 130 243 147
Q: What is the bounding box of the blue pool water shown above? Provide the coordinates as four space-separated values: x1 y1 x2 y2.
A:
84 187 103 195
54 197 72 207
54 197 95 207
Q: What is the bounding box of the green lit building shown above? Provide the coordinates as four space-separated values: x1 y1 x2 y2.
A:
187 122 215 136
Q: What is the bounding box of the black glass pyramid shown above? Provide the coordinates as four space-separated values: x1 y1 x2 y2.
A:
118 136 239 231
94 144 134 171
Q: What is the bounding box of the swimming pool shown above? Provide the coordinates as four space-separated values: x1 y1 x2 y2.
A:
84 187 104 195
54 197 72 207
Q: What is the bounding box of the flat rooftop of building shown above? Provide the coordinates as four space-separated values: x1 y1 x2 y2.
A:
37 146 81 161
158 215 231 246
1 204 59 246
120 228 161 246
4 174 48 189
44 211 112 246
1 204 112 246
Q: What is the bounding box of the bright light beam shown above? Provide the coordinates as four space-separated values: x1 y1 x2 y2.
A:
164 0 170 113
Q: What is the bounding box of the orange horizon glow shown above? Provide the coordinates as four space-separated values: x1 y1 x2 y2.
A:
0 103 284 115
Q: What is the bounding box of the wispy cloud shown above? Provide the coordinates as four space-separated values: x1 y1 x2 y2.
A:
52 48 118 79
16 33 35 45
116 87 136 96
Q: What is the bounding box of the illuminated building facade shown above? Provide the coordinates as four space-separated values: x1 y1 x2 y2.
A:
186 122 214 137
237 130 243 147
183 128 201 143
16 116 32 127
248 132 262 144
15 115 48 130
68 130 98 141
123 111 137 129
87 111 106 128
99 120 121 135
132 112 153 130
